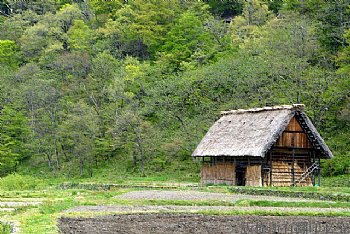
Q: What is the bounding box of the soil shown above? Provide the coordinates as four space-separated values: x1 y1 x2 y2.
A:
65 205 350 214
58 214 350 234
115 190 321 202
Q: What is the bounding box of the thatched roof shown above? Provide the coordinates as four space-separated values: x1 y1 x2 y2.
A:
192 104 333 159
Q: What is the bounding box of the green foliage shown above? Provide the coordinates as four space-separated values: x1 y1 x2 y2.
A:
323 153 350 176
0 173 42 190
59 101 98 177
228 186 350 202
159 9 218 71
0 106 30 175
39 198 75 214
0 222 11 234
337 29 350 74
230 0 273 44
0 40 19 68
89 0 122 16
67 20 93 51
323 174 350 187
0 0 348 182
6 0 56 15
205 0 243 17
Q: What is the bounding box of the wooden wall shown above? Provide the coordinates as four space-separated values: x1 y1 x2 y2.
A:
263 117 315 186
269 159 312 186
200 117 317 187
201 162 235 185
275 117 312 149
246 165 262 186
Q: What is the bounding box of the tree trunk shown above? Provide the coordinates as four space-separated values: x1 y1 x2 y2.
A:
45 152 53 169
61 143 69 162
54 135 60 170
89 155 93 177
80 156 83 176
133 140 137 167
137 137 145 177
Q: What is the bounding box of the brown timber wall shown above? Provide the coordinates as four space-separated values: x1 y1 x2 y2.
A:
275 117 312 148
201 162 235 185
266 117 314 186
245 165 262 186
270 159 312 186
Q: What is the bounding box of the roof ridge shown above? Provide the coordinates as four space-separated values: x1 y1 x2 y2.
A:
221 104 304 116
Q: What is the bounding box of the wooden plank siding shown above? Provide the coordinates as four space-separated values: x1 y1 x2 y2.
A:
201 162 236 185
275 117 313 148
268 154 312 186
200 117 317 187
266 117 314 186
246 165 262 186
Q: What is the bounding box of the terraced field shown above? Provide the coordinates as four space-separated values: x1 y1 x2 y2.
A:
59 214 350 234
1 184 350 233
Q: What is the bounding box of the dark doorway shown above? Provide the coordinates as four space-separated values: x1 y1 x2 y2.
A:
236 166 246 186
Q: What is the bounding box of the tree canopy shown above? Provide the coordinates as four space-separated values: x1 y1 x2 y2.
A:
0 0 349 178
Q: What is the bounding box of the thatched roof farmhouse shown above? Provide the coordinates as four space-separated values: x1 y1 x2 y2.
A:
192 104 332 187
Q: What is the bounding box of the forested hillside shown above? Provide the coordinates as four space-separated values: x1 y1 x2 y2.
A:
0 0 349 180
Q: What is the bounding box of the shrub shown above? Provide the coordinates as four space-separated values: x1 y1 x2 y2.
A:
0 173 43 190
0 222 11 234
322 154 350 176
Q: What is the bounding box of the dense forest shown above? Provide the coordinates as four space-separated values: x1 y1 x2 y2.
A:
0 0 349 179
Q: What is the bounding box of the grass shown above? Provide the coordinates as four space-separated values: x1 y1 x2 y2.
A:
236 200 350 208
227 185 350 202
197 209 350 217
323 174 350 187
1 187 349 233
228 185 350 194
0 173 349 233
0 222 11 234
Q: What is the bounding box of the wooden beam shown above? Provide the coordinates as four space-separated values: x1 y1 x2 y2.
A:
269 151 273 186
318 157 321 186
292 148 295 186
283 130 305 133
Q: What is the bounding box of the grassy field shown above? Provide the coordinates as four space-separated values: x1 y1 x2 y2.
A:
0 174 349 233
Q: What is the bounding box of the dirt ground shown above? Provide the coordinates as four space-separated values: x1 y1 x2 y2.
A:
59 214 350 234
65 205 350 214
115 190 318 202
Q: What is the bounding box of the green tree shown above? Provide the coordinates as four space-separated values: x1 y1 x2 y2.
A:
337 29 350 74
0 40 19 68
6 0 56 15
230 0 273 44
99 0 183 59
59 101 98 177
158 10 218 72
19 3 83 59
88 0 123 25
205 0 243 17
0 11 38 43
0 106 30 175
67 19 93 51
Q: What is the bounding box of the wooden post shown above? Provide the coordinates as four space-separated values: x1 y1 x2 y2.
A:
312 151 316 186
318 158 321 186
201 158 203 186
269 151 273 186
292 149 295 186
261 158 264 186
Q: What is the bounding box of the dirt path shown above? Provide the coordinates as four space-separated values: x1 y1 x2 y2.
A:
59 214 350 234
66 205 350 214
115 190 320 202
